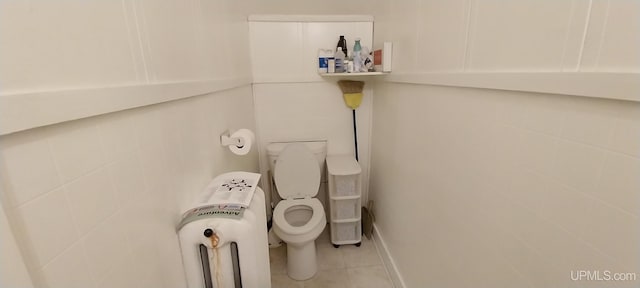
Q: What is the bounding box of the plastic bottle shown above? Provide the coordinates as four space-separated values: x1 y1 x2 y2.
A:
328 58 336 73
337 35 348 59
318 49 329 73
362 47 374 71
334 47 345 73
353 38 362 72
327 50 335 73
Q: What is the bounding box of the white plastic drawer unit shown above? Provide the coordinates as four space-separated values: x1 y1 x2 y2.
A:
331 197 360 220
326 155 362 247
335 174 359 196
327 155 361 198
332 221 362 244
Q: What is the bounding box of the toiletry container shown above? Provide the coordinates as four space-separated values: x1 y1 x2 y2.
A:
328 49 336 74
335 48 345 73
353 38 363 72
337 35 348 59
318 49 329 73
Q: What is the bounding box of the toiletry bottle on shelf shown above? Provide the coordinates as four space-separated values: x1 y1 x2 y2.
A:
335 47 345 73
327 49 335 73
362 47 374 71
318 49 328 73
353 38 362 72
337 35 348 59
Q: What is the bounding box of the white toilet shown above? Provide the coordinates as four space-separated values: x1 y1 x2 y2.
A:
270 142 327 280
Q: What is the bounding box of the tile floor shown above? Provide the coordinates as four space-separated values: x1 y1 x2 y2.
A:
269 227 394 288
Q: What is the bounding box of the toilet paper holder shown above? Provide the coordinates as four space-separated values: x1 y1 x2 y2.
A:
220 130 245 147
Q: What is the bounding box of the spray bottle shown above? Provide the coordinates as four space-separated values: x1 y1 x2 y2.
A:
353 38 363 72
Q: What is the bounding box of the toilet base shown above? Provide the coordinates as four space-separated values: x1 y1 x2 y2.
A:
286 241 318 280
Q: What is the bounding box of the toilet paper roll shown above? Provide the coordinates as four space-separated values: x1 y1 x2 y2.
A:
228 129 255 155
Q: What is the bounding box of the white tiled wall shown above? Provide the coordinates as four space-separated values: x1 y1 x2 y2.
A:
250 20 374 82
376 0 640 73
249 19 375 216
370 83 640 288
0 1 138 91
0 1 256 287
371 1 640 287
245 0 386 16
0 202 34 288
0 0 251 94
0 86 258 288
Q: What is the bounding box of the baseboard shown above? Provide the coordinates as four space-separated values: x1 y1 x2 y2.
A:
372 223 407 288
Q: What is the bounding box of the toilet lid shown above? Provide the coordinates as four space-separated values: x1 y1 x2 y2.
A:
274 143 320 199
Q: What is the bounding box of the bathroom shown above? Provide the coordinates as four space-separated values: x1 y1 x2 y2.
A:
1 0 638 287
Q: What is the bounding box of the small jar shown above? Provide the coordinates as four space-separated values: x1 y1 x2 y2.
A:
346 60 354 73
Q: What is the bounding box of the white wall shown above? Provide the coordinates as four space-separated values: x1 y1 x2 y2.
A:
0 0 251 92
0 202 33 288
245 0 386 16
249 18 374 217
372 83 640 288
0 88 258 288
0 1 257 287
376 0 640 73
250 19 374 83
371 1 640 287
0 0 252 135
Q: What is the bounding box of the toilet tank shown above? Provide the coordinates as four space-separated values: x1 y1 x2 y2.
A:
266 141 327 172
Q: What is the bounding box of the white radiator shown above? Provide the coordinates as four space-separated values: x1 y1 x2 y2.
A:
178 172 271 288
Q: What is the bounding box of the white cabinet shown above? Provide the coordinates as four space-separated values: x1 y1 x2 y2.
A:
326 155 361 247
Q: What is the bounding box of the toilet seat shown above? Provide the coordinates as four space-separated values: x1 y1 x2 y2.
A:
273 143 320 199
273 198 324 235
